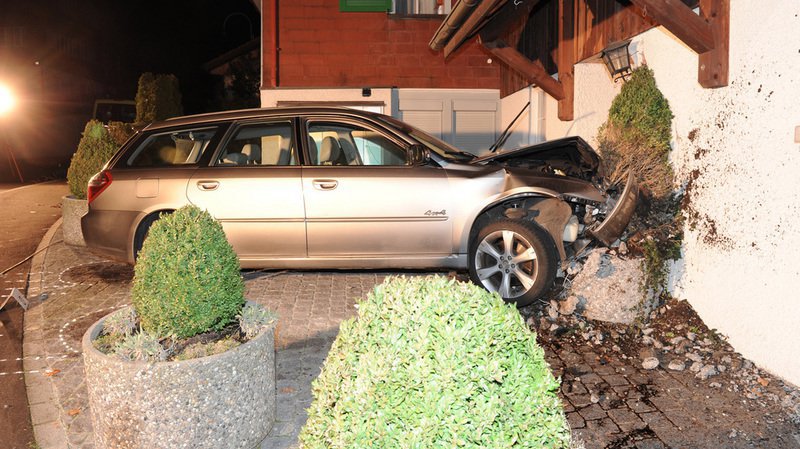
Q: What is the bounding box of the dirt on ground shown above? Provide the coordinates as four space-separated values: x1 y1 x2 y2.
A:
522 298 800 448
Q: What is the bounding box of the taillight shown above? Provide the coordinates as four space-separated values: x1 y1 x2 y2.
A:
87 170 112 204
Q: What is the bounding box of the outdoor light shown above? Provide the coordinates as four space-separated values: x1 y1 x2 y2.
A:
601 40 632 82
0 84 15 116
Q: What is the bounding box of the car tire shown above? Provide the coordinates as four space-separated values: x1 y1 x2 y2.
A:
133 211 170 261
468 218 558 307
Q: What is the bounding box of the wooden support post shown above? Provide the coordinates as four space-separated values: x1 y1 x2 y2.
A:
480 37 566 101
629 0 714 53
558 0 575 121
698 0 729 88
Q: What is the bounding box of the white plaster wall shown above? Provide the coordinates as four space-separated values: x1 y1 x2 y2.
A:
540 62 623 147
565 1 800 385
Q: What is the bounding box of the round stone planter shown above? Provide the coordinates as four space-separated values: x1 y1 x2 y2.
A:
61 195 88 246
82 305 276 449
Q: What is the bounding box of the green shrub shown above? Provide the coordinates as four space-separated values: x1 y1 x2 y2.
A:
103 306 138 337
131 205 245 339
607 66 672 155
599 66 674 199
135 72 183 124
66 120 123 199
300 276 570 449
115 330 170 362
238 303 278 340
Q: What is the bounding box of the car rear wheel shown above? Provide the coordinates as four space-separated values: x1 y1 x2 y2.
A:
133 211 171 261
468 219 558 307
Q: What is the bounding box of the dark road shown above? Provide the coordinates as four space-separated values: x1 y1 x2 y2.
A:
0 181 67 449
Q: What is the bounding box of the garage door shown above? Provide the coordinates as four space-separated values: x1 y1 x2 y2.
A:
397 90 499 156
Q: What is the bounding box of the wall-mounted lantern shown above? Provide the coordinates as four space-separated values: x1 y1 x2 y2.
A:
601 40 632 82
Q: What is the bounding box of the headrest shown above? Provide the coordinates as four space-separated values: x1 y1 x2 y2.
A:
320 136 342 165
241 143 261 164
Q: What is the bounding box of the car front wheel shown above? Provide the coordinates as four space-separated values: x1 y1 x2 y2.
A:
468 219 558 307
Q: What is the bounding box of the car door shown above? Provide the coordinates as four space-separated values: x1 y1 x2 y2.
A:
187 119 306 261
301 118 452 257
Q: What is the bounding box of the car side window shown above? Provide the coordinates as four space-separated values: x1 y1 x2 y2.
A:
126 127 219 167
306 122 406 166
215 122 297 166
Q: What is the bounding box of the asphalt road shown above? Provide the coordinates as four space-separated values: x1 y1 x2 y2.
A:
0 181 68 449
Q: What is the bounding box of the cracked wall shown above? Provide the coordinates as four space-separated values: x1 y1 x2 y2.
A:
541 1 800 385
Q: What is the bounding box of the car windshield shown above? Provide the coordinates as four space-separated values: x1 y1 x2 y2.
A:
382 116 476 163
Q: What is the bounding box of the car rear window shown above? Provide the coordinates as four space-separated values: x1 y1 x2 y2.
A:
125 127 220 167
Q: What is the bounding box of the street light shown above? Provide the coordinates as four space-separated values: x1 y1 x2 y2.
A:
0 84 15 115
0 82 24 182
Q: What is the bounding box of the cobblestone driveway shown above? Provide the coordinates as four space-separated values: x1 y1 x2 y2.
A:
21 225 800 448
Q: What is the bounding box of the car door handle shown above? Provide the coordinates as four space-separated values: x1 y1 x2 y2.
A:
312 179 338 191
196 180 220 191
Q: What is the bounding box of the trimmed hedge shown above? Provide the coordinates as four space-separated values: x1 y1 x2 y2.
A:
599 66 675 198
135 72 183 124
300 276 570 449
66 120 133 199
131 205 245 338
607 65 673 156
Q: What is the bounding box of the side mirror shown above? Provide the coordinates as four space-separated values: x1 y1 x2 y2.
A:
407 144 431 166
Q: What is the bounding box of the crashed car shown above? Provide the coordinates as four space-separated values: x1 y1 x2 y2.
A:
82 107 637 306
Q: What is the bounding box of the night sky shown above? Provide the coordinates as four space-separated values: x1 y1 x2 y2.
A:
0 0 260 178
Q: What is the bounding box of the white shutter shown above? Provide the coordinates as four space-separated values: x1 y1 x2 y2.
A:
401 110 444 139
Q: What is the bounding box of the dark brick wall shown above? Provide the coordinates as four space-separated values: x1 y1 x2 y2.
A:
262 0 500 89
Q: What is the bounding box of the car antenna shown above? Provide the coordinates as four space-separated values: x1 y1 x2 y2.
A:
489 101 530 153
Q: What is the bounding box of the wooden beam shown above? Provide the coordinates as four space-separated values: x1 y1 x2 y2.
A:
557 0 575 121
698 0 729 87
480 37 565 100
629 0 714 53
443 0 507 59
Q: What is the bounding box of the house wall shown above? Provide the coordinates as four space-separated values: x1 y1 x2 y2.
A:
261 0 500 90
544 1 800 385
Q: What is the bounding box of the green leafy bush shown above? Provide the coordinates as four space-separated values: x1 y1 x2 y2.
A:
66 120 132 199
238 303 278 339
103 306 138 337
135 72 183 124
599 66 674 199
300 276 570 449
115 330 170 362
131 205 245 339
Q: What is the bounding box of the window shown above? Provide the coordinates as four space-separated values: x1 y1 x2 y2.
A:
307 122 407 166
394 0 452 15
339 0 391 12
216 122 296 166
340 0 452 15
127 127 219 167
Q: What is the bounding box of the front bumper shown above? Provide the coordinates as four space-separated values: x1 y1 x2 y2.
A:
587 171 639 246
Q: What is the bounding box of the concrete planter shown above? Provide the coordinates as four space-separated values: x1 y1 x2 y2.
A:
82 304 276 449
61 195 87 246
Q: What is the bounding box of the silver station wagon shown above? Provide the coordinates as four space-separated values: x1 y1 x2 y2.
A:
82 107 637 306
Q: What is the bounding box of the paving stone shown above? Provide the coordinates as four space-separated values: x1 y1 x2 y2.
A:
603 373 630 387
567 393 595 408
607 407 647 433
566 411 586 429
627 398 656 414
578 403 608 421
639 411 679 438
583 417 622 448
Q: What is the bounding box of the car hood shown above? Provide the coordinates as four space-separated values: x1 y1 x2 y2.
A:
472 136 602 181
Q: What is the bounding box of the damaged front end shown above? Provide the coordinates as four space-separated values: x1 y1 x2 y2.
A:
477 136 639 263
